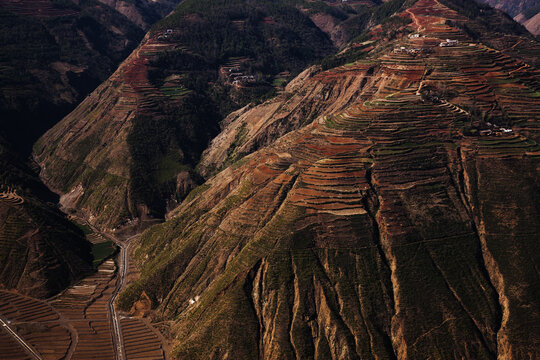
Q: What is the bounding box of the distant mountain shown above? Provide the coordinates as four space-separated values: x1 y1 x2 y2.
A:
480 0 539 17
95 0 183 29
0 0 145 154
515 3 540 35
480 0 540 34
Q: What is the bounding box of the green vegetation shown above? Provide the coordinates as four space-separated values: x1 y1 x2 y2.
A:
117 282 144 311
73 222 92 235
91 240 117 268
372 0 417 22
127 94 218 217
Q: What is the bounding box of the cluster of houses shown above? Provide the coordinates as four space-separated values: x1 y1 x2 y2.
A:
439 39 459 47
393 46 432 55
157 29 174 41
220 66 256 86
393 37 459 54
231 74 256 86
479 122 513 136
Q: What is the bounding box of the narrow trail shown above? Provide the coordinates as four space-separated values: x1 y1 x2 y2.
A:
110 243 127 360
406 7 422 32
108 236 136 360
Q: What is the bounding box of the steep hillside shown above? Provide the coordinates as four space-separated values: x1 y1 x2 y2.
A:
0 0 145 154
480 0 539 17
114 0 540 358
35 0 449 231
0 137 93 298
515 3 540 35
36 0 415 229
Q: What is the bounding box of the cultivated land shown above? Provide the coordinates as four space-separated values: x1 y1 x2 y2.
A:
8 0 539 358
114 0 540 358
0 225 167 360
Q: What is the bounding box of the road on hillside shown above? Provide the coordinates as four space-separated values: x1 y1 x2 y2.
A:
109 242 127 360
72 219 138 360
105 233 137 360
0 315 43 360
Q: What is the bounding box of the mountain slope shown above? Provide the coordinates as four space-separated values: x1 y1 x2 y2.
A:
112 0 540 359
515 3 540 35
480 0 540 17
36 0 390 229
95 0 182 29
0 137 93 298
480 0 540 35
0 0 146 155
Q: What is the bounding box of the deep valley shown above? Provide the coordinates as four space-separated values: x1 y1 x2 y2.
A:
1 0 539 359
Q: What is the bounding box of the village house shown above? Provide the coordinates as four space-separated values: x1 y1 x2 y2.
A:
440 39 459 47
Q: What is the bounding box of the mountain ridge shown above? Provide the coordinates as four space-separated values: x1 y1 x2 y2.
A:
108 0 539 358
25 0 540 357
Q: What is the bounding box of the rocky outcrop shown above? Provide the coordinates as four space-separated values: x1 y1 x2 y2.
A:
117 1 540 358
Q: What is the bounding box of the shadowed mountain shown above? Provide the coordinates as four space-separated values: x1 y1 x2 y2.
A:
0 0 146 155
0 0 183 298
0 136 93 298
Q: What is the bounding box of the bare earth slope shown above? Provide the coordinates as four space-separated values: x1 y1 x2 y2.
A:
114 0 540 359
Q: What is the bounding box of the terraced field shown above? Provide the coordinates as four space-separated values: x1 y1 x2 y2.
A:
0 252 166 359
124 0 540 358
0 291 70 360
0 330 32 360
121 318 166 359
0 187 24 206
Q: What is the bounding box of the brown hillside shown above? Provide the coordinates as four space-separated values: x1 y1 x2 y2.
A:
114 0 540 359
